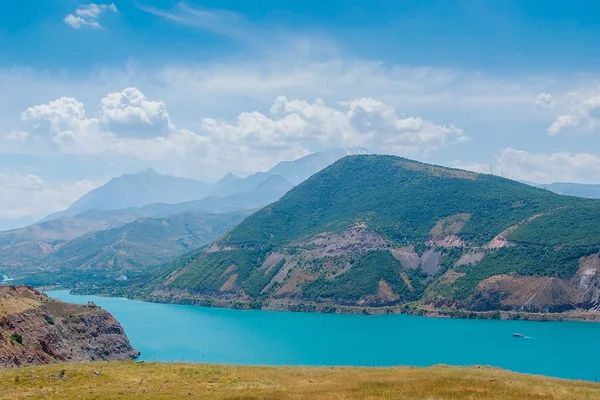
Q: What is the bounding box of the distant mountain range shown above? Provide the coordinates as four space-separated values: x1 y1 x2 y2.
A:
41 148 369 223
104 155 600 319
523 181 600 199
1 211 251 285
0 149 364 282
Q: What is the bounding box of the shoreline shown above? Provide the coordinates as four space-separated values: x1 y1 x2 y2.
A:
60 286 600 323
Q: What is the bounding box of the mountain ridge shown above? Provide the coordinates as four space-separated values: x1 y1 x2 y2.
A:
101 155 600 320
38 148 366 224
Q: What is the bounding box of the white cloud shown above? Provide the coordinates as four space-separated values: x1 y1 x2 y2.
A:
98 87 173 137
18 90 464 179
535 93 554 109
0 175 101 219
138 3 249 41
0 173 44 191
4 130 28 141
22 97 87 136
548 92 600 135
455 148 600 183
64 3 118 29
496 148 600 183
201 96 465 168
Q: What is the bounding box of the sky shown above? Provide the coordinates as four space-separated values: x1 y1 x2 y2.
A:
1 0 600 218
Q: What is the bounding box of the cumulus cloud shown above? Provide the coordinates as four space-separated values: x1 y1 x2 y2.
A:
64 3 118 29
19 90 464 179
204 96 466 155
22 97 87 136
496 148 600 183
98 88 173 137
535 93 554 109
21 88 173 145
548 92 600 135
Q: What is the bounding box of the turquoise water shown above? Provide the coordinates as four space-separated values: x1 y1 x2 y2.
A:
47 290 600 381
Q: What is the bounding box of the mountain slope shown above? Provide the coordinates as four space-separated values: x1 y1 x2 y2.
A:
0 176 291 280
210 148 368 197
43 169 211 221
44 211 249 274
130 155 600 317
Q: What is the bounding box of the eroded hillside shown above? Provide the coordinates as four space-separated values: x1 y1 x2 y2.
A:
87 155 600 319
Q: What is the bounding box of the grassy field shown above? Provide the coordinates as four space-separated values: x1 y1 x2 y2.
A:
1 362 600 399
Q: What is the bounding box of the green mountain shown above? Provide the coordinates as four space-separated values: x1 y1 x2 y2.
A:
43 211 249 273
2 211 249 289
125 155 600 317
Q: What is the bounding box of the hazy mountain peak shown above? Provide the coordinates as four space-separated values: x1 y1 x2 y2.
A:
216 172 240 185
342 147 370 155
141 167 159 176
267 148 371 185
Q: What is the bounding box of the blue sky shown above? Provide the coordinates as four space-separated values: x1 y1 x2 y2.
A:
1 0 600 218
3 0 600 72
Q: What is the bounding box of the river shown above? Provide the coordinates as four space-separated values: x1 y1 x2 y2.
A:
47 290 600 381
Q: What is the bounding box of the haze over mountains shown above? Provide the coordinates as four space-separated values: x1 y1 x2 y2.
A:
41 148 369 223
0 149 367 283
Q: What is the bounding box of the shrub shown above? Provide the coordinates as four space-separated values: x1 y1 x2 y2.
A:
10 333 23 345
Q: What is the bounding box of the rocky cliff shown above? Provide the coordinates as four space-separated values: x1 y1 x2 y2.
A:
0 286 139 368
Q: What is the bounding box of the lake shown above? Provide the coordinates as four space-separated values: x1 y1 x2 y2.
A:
47 290 600 381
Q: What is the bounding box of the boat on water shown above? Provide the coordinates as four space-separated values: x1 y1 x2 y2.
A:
513 333 525 338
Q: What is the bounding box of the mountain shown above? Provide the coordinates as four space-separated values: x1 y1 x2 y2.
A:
0 175 292 281
210 148 369 197
268 148 370 185
120 155 600 319
44 211 250 274
525 181 600 199
42 168 212 222
0 211 250 285
40 149 362 224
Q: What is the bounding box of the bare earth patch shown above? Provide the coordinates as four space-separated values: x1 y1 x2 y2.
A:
377 280 400 302
443 270 466 284
219 273 238 292
456 251 486 267
430 213 471 238
292 227 388 258
391 247 421 269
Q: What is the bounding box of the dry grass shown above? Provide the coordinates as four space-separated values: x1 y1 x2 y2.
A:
1 362 599 399
0 287 42 317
